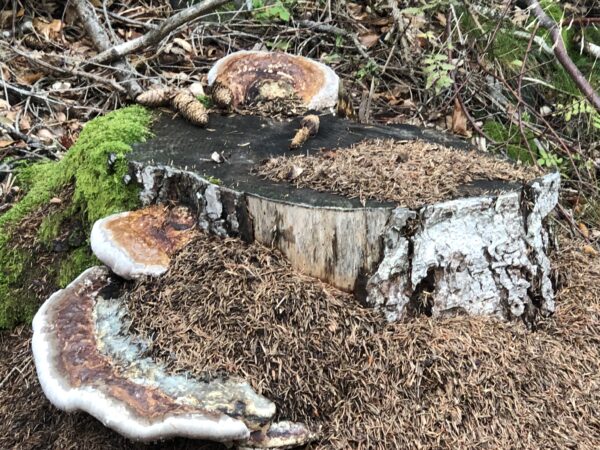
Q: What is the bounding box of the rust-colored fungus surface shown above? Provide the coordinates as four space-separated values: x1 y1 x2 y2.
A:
105 205 195 267
209 51 334 108
91 205 198 279
47 268 214 421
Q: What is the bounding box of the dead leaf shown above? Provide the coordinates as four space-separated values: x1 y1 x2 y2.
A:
33 18 63 40
452 99 469 136
579 223 590 239
16 72 44 86
0 139 13 148
359 33 379 49
19 115 31 131
37 128 55 142
436 12 447 27
583 245 598 256
49 197 62 204
0 99 9 110
173 38 193 53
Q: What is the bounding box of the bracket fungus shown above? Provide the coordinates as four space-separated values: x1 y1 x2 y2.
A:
207 50 339 111
31 266 265 442
90 205 196 279
32 265 317 447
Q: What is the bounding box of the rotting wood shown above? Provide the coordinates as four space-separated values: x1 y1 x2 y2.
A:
246 195 392 292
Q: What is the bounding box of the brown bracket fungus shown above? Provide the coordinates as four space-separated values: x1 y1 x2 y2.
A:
32 265 321 447
90 205 196 279
207 50 339 111
31 266 281 442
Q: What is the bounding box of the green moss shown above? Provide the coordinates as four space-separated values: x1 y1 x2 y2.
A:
483 120 535 164
0 106 152 329
0 248 36 328
58 247 99 288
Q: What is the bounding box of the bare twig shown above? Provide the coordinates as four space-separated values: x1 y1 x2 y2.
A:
0 122 41 147
0 79 64 106
297 20 377 67
524 0 600 113
72 0 143 99
88 0 232 65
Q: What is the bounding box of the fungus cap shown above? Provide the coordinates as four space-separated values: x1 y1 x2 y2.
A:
90 205 196 279
31 266 252 442
207 50 339 111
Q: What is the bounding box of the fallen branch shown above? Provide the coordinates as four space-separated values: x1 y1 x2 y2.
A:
583 41 600 60
524 0 600 113
513 30 553 56
72 0 142 99
88 0 232 66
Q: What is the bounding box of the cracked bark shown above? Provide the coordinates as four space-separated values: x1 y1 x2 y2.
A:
366 172 560 322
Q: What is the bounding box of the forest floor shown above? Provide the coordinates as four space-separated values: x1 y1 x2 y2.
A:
1 1 599 449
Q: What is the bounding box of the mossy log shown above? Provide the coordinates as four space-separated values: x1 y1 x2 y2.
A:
130 113 559 321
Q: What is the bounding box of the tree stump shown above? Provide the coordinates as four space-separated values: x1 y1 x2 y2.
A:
130 113 559 321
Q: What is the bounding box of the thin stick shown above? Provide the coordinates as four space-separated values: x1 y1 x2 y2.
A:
88 0 232 66
524 0 600 113
72 0 143 99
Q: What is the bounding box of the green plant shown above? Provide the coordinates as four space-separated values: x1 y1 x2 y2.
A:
423 53 455 94
196 94 214 109
555 99 600 131
252 0 292 22
355 61 378 81
205 175 222 185
536 148 564 169
266 39 291 51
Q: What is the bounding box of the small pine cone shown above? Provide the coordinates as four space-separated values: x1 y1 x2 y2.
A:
300 114 320 136
22 34 48 50
172 90 208 126
136 88 173 107
212 83 233 109
290 127 311 150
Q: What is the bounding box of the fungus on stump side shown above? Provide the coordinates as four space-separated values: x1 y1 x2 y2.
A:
207 50 339 111
90 205 196 279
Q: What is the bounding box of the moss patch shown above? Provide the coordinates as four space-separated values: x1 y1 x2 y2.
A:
0 106 152 329
57 247 99 289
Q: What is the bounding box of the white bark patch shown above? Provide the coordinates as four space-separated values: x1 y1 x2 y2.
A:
367 172 560 321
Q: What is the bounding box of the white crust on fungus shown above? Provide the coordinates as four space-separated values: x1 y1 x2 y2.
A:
32 267 250 442
207 50 339 111
91 212 167 279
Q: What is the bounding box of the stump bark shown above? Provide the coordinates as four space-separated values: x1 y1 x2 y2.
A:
130 113 559 321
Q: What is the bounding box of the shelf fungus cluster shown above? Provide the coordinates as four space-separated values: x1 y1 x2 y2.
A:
207 50 340 112
32 206 317 448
